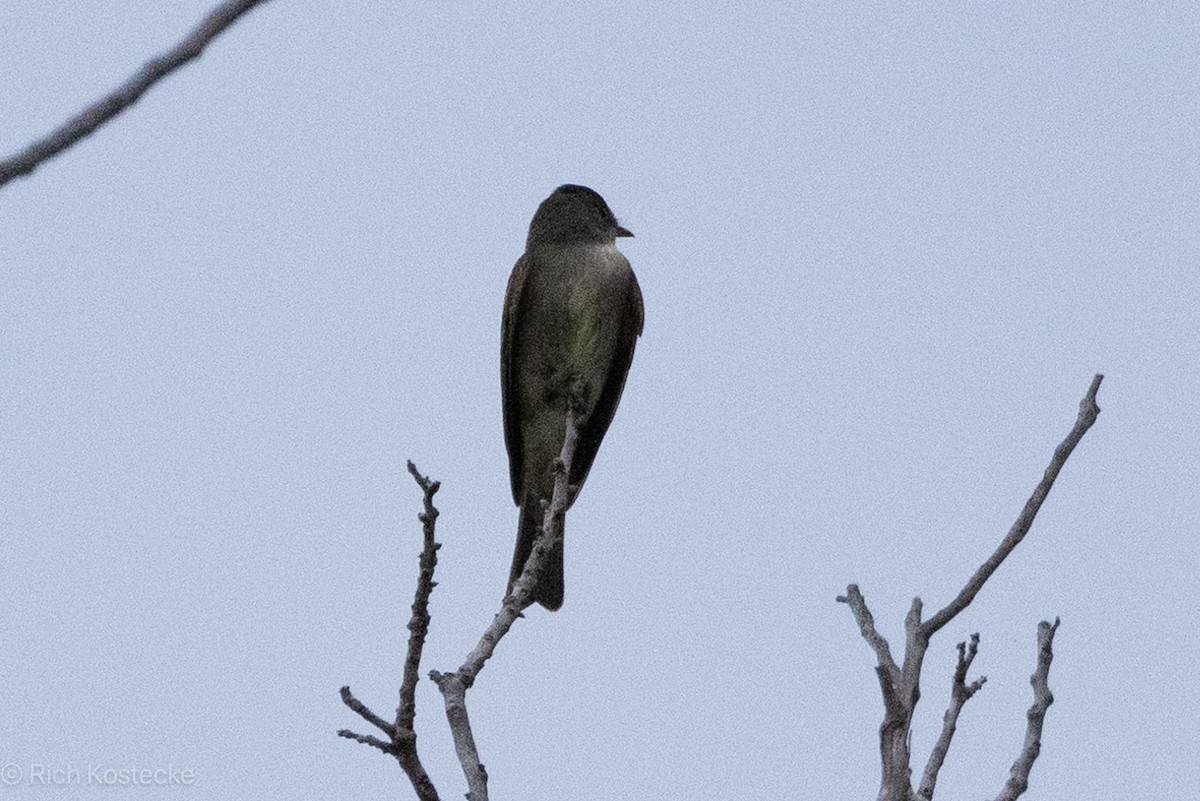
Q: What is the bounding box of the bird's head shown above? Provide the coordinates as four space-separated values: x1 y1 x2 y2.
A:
526 184 633 248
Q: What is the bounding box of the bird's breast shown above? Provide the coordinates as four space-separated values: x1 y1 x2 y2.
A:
518 244 631 406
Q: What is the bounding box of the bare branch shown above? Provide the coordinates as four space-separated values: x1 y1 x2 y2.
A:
398 462 441 736
340 685 395 738
841 376 1102 801
427 671 488 801
995 619 1060 801
917 634 988 800
838 587 915 800
337 463 443 801
337 728 396 755
900 597 926 694
429 412 580 801
923 374 1103 638
837 585 900 680
0 0 275 188
391 461 443 801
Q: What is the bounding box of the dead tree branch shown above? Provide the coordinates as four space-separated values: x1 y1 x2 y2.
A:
839 375 1102 801
996 618 1060 801
336 411 578 800
338 462 442 801
0 0 274 188
922 374 1103 638
917 634 987 800
429 411 580 801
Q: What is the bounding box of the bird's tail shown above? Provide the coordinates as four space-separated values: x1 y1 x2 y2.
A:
507 496 564 611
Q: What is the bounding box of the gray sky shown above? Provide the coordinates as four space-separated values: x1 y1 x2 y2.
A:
2 2 1197 799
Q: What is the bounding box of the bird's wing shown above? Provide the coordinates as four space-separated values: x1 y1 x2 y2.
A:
501 253 533 504
570 262 644 497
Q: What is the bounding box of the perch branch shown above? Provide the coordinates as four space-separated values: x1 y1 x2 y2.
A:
429 411 580 801
338 463 443 801
0 0 275 188
995 619 1060 801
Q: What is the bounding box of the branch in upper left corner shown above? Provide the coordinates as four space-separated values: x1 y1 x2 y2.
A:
0 0 275 188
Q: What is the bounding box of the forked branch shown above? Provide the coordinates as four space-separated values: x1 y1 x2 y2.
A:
840 375 1102 801
337 412 579 801
338 462 442 801
917 634 987 800
428 411 580 801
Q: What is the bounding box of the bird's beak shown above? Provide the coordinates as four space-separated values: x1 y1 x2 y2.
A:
615 225 634 238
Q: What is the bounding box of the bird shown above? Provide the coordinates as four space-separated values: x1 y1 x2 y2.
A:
501 184 644 610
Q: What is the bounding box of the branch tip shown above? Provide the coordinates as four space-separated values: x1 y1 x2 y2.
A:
922 375 1103 638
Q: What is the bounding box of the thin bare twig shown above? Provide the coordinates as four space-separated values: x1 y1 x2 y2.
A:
0 0 275 188
995 619 1060 801
339 685 395 741
430 412 580 801
922 375 1103 637
393 462 442 800
338 463 443 801
917 634 988 800
398 462 441 735
337 728 397 755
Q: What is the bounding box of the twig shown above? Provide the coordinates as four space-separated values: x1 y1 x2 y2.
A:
338 685 397 756
339 685 395 741
430 412 580 801
393 462 442 800
922 375 1103 638
398 462 442 735
0 0 275 188
337 728 396 755
338 463 442 801
995 619 1060 801
917 634 988 800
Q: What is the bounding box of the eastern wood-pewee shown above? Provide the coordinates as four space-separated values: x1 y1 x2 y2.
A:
501 184 644 610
